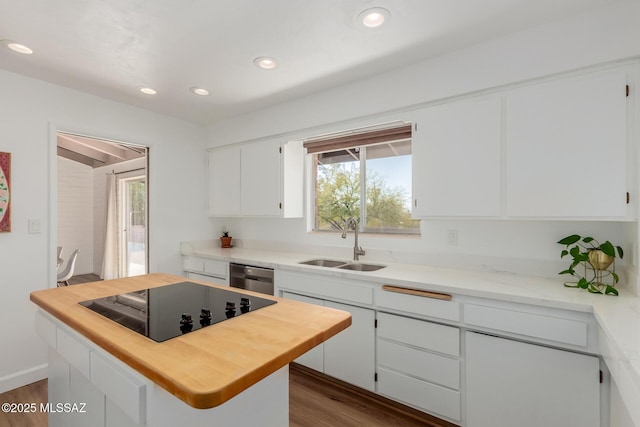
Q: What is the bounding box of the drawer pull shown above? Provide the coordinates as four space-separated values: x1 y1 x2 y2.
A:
382 285 452 301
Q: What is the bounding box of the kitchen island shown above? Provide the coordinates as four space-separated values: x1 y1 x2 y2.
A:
30 273 351 427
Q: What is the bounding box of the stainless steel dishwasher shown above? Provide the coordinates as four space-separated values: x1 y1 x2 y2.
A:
229 263 274 295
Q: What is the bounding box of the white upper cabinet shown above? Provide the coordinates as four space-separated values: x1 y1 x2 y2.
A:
241 139 282 216
208 145 241 216
505 69 630 218
208 139 304 217
411 96 502 217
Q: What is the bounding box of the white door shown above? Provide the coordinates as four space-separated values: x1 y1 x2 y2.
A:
119 176 147 277
505 69 628 218
241 139 282 216
411 95 502 217
323 301 376 391
208 146 241 216
465 331 600 427
281 292 325 372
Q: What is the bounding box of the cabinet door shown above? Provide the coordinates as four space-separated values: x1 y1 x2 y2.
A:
48 349 71 427
69 366 105 427
506 70 628 218
208 146 241 216
465 332 599 427
281 292 325 372
241 139 282 216
412 96 502 217
323 301 376 391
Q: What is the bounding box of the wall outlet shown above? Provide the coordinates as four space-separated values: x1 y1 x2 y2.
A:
447 229 458 246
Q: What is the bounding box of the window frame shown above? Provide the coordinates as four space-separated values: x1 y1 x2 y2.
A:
306 126 419 236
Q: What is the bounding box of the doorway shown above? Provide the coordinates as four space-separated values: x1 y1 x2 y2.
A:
56 131 148 283
119 175 146 277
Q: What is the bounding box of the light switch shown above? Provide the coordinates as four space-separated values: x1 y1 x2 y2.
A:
28 219 41 234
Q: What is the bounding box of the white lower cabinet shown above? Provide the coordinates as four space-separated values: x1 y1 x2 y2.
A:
69 366 105 427
282 292 325 372
376 312 461 422
281 291 376 391
377 368 461 422
275 270 607 426
324 300 376 391
465 331 600 427
40 310 288 427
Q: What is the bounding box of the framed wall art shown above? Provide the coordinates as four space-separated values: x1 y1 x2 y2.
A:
0 152 11 232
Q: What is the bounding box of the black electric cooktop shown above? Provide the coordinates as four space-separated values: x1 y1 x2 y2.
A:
79 281 277 342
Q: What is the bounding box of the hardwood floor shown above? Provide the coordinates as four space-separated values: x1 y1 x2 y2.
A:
0 365 456 426
0 379 47 427
290 364 457 427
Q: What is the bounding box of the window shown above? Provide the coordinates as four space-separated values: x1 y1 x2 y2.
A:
306 124 419 235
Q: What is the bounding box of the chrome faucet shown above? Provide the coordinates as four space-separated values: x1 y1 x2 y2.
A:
342 217 365 261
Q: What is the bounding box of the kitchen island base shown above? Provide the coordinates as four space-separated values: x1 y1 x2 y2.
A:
31 274 350 427
41 310 289 427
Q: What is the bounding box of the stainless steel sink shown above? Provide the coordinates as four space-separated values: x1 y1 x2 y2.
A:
299 259 348 268
299 259 386 271
337 263 386 272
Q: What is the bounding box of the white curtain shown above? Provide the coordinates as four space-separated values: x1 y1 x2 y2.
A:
101 173 119 280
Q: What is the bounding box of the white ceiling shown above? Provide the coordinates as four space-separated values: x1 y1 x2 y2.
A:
0 0 623 125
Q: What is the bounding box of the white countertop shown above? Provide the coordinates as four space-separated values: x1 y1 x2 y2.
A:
181 243 640 420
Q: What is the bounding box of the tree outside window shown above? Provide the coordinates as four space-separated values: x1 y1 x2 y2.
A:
314 139 419 234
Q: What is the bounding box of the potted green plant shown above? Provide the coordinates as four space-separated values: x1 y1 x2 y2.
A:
557 234 623 296
220 227 232 248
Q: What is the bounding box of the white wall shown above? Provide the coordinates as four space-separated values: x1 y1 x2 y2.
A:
57 156 94 275
206 1 640 279
0 69 210 393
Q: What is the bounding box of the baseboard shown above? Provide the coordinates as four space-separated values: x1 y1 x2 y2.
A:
0 363 48 394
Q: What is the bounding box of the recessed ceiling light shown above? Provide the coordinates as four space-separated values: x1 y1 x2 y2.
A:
3 40 33 55
190 87 210 96
139 87 157 95
254 56 278 70
358 7 391 29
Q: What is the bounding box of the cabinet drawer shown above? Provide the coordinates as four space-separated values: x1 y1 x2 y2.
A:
35 311 57 349
91 351 146 424
464 303 588 347
277 270 373 305
187 272 228 285
375 287 460 322
378 367 460 421
183 256 204 272
377 312 459 357
184 257 227 279
204 259 227 278
378 339 459 390
56 327 91 378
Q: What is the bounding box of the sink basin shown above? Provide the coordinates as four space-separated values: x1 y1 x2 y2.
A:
337 263 386 272
299 259 348 268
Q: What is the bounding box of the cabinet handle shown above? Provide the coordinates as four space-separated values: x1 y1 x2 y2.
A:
382 285 452 301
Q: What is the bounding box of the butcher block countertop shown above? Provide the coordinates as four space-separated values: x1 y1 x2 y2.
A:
30 273 352 409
